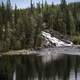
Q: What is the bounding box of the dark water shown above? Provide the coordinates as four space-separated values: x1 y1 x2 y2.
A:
0 53 80 80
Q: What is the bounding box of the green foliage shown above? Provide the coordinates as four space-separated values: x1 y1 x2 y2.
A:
0 0 80 51
68 11 76 35
13 40 22 50
72 36 80 44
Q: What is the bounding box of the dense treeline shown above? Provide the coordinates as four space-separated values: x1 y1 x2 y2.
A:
0 0 80 51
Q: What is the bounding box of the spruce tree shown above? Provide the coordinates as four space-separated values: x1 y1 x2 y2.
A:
30 0 34 13
60 0 67 11
60 0 68 35
45 0 48 11
42 0 43 10
1 2 5 25
14 4 18 25
52 2 54 8
69 11 76 36
6 0 12 22
33 14 43 49
37 1 41 13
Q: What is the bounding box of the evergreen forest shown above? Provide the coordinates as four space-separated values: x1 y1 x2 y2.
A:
0 0 80 51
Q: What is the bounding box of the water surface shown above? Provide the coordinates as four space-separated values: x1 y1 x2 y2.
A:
0 49 80 80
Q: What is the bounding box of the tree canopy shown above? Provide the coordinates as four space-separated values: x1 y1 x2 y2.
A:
0 0 80 51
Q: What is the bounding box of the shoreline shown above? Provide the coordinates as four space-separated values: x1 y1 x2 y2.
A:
0 45 80 56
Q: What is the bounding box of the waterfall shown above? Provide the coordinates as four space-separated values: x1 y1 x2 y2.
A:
42 31 73 47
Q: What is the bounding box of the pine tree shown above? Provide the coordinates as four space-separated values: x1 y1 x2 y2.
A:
52 2 54 8
1 2 6 41
69 11 76 35
60 0 68 35
33 15 43 49
60 0 67 11
3 0 12 50
37 1 41 13
1 2 5 25
6 0 12 22
42 0 43 9
0 5 1 25
45 0 48 11
14 4 18 25
30 0 34 13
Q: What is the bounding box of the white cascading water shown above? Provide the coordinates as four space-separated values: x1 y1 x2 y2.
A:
42 31 73 47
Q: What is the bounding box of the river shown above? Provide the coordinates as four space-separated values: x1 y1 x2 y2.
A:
0 47 80 80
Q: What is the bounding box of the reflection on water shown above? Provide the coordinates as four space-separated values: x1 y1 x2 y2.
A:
13 69 16 80
0 53 80 80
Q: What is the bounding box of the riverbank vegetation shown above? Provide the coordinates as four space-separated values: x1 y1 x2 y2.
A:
72 36 80 44
0 0 80 51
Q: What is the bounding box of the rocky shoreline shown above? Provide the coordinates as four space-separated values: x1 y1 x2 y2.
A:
0 45 80 56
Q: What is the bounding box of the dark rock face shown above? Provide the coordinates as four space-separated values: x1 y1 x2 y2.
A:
0 54 79 80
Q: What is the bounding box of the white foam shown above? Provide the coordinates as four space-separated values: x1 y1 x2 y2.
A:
42 31 73 47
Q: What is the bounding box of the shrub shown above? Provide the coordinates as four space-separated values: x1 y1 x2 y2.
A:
72 36 80 44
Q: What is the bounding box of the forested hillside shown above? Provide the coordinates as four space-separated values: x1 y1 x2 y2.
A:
0 0 80 51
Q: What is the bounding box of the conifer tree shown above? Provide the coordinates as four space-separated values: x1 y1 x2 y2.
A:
6 0 12 22
37 1 41 13
69 11 76 35
42 0 43 10
60 0 68 35
60 0 67 11
52 2 54 8
33 15 43 48
14 4 18 25
1 2 5 25
45 0 48 11
30 0 34 14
